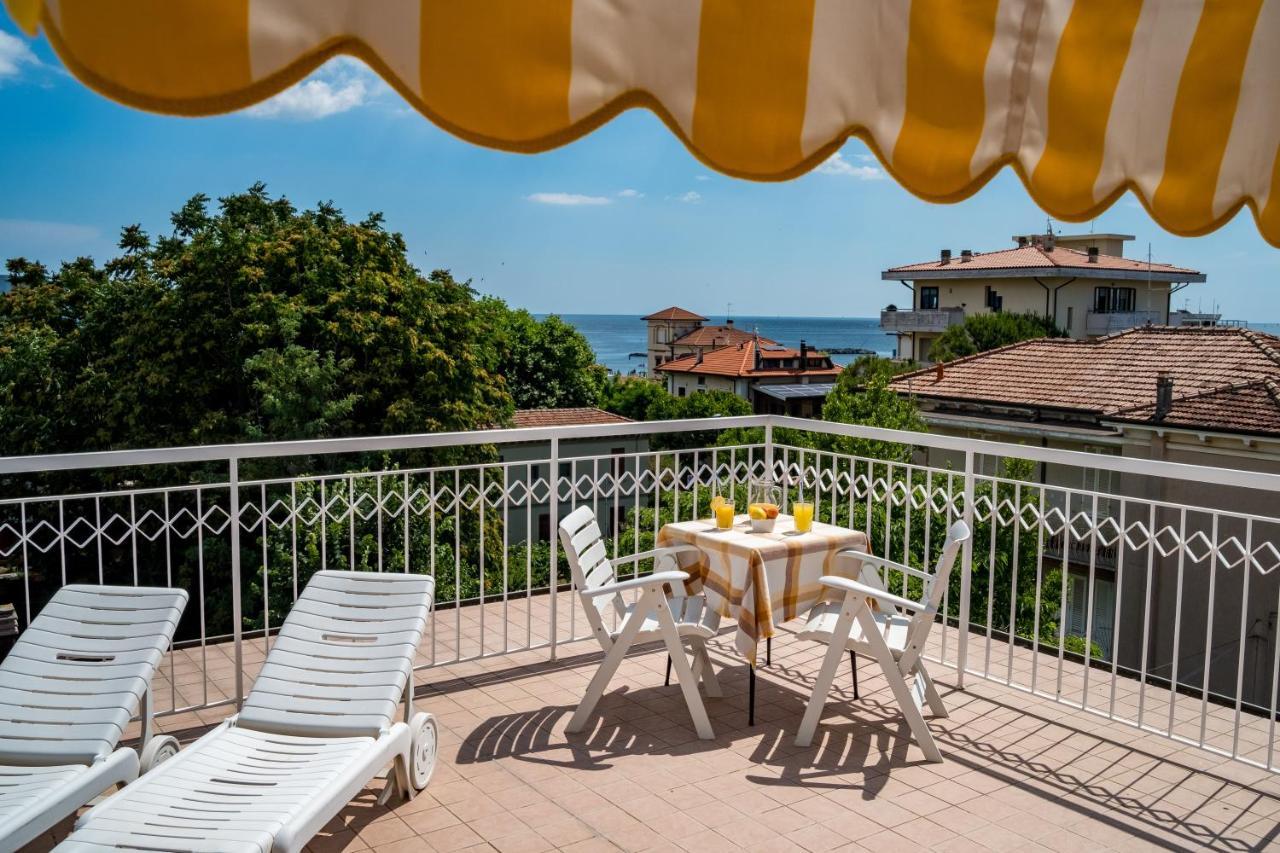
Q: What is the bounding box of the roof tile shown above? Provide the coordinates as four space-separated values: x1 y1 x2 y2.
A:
890 327 1280 435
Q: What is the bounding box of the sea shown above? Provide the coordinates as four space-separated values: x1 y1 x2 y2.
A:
542 313 1280 376
540 314 896 375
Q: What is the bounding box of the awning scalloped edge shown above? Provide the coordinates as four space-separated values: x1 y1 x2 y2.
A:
9 0 1280 248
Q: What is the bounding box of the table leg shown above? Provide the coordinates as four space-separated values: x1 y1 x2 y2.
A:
748 664 756 727
850 651 859 700
665 655 672 687
766 637 772 667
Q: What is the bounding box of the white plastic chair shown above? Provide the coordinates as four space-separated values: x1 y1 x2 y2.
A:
794 520 970 762
57 570 436 853
559 506 722 740
0 584 188 851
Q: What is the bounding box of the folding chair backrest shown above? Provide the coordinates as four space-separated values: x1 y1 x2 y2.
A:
0 584 188 766
558 507 624 644
902 520 970 662
237 570 433 739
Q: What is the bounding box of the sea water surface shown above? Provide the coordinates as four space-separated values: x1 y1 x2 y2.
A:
542 314 896 374
544 313 1280 376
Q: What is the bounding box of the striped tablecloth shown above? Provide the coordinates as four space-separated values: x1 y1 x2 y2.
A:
658 515 869 665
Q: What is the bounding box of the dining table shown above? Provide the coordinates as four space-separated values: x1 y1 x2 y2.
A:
657 513 870 724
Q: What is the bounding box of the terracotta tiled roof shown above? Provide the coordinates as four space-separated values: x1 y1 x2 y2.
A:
512 407 633 428
642 306 708 322
672 325 775 347
890 327 1280 434
657 340 843 379
884 245 1202 279
1108 379 1280 436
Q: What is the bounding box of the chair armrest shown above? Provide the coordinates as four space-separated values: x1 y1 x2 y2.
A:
612 544 701 565
819 576 927 613
836 550 932 581
581 570 690 598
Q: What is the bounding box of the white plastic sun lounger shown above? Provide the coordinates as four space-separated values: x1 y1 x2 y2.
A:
56 570 436 853
0 584 189 851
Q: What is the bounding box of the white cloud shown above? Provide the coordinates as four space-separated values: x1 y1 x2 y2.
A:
694 174 712 182
526 192 612 206
244 57 387 120
617 189 643 198
678 191 702 204
816 151 885 180
0 30 40 82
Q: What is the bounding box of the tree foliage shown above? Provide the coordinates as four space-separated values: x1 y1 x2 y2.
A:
930 311 1065 363
480 305 605 410
804 355 926 461
0 185 602 459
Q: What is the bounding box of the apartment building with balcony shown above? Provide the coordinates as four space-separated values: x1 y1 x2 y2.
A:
881 232 1206 362
889 326 1280 705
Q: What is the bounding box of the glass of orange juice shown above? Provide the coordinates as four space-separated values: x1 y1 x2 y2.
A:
793 501 814 533
715 502 736 530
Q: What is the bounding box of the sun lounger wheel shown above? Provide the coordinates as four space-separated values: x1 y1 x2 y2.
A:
139 735 180 774
409 711 438 790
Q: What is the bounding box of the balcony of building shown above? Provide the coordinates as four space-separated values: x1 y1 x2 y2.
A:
4 416 1280 852
880 308 966 335
1085 311 1164 336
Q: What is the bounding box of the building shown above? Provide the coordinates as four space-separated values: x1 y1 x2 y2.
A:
500 407 649 541
880 232 1206 362
642 306 779 376
657 338 842 416
889 326 1280 706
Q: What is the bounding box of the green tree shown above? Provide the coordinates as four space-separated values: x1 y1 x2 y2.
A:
481 304 605 409
811 355 926 461
1 185 519 458
930 311 1065 363
597 374 668 421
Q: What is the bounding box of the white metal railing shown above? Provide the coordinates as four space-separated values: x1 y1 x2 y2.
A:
1085 309 1163 335
3 415 1280 772
879 307 965 333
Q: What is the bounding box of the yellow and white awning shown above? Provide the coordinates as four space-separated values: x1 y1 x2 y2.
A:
6 0 1280 246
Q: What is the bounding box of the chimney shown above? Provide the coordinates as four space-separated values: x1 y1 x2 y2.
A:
935 362 944 382
940 249 952 264
1154 373 1174 421
1017 235 1029 247
799 339 809 368
960 249 973 262
1087 246 1099 263
695 349 704 365
754 334 762 370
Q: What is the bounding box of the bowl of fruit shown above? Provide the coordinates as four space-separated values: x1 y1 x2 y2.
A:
748 502 780 533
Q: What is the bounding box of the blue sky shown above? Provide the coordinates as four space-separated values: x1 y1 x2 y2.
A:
1 23 1276 319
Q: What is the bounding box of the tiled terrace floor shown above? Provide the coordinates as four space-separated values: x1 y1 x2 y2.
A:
26 593 1280 853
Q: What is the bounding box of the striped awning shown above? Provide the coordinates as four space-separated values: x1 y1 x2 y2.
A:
7 1 1280 247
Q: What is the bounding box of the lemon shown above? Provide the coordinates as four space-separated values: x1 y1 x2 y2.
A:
748 505 767 521
710 495 726 510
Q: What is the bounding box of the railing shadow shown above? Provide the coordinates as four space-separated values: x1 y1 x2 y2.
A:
453 634 1280 852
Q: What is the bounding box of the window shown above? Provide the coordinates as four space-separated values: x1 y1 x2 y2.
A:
1093 286 1136 313
677 386 686 397
697 376 705 386
1066 575 1115 660
919 286 939 310
1066 306 1074 331
985 286 1002 312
